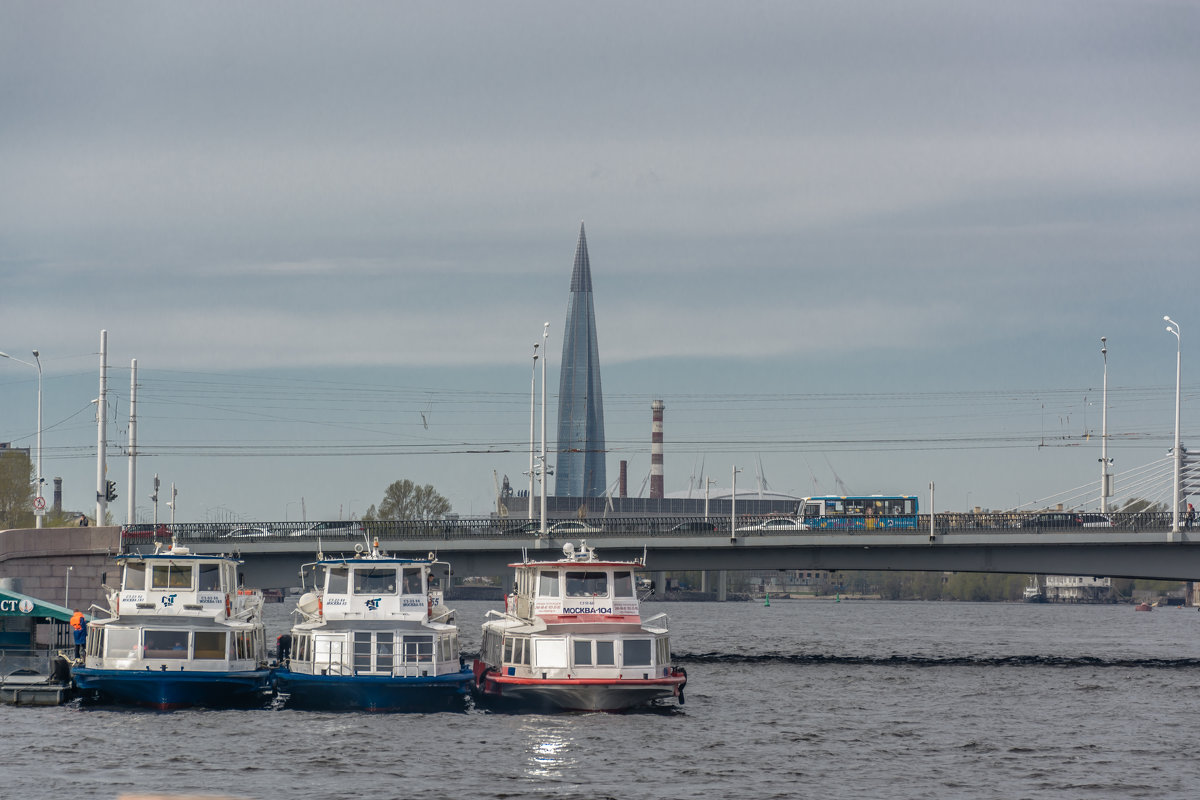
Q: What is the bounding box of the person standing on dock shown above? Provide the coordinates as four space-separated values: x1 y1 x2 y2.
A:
70 609 87 659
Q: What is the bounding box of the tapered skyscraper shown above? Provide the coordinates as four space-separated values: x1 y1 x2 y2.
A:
554 223 607 497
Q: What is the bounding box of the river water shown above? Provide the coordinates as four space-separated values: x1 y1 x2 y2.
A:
3 598 1199 800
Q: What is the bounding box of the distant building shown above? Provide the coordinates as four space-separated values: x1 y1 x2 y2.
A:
554 223 607 498
1044 575 1112 603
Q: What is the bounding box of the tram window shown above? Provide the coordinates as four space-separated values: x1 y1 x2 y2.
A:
194 631 226 659
573 639 593 666
355 568 397 595
538 571 559 598
326 567 349 595
596 640 615 666
622 639 652 667
124 562 147 591
152 564 193 590
613 571 634 597
802 503 821 517
198 563 221 591
402 568 423 595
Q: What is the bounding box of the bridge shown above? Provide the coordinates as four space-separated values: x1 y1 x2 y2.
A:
131 512 1199 590
4 513 1197 610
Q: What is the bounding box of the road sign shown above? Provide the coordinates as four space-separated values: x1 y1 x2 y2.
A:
33 496 46 510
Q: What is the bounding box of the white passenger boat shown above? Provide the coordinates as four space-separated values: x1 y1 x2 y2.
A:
71 543 271 709
273 540 473 711
473 541 687 712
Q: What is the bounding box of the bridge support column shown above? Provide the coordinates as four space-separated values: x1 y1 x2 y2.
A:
653 571 666 598
717 570 728 602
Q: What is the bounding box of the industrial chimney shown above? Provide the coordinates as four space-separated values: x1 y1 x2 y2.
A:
650 399 665 499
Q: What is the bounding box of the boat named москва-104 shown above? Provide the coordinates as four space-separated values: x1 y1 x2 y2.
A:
71 543 272 710
473 541 687 712
273 539 473 711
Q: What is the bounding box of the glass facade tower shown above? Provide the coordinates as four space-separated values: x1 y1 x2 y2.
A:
554 223 607 498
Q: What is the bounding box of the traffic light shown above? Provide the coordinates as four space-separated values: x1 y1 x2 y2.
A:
105 480 118 502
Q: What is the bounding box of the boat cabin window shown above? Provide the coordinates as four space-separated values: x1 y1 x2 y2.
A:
123 561 147 591
326 567 349 595
402 634 433 662
354 568 397 595
144 629 190 659
571 639 617 667
401 568 423 595
534 638 567 669
565 571 608 598
105 626 138 658
194 631 227 659
198 563 221 591
622 639 652 667
613 571 634 598
152 564 193 590
538 571 560 598
235 630 253 659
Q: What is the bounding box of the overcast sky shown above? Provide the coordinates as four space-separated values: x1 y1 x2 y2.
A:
2 1 1197 523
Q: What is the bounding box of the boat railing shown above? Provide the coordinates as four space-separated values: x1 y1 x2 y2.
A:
642 612 669 630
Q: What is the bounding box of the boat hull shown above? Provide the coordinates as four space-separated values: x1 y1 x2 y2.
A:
474 663 686 712
275 667 474 712
71 666 273 710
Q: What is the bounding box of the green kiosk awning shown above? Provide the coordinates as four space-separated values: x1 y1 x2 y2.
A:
0 589 83 624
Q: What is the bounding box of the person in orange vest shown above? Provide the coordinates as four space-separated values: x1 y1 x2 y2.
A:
70 609 87 659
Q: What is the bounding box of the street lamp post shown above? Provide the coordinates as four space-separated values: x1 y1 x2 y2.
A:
731 466 741 540
1165 316 1182 535
704 477 717 519
529 342 539 519
1100 337 1112 513
539 322 550 534
0 349 43 528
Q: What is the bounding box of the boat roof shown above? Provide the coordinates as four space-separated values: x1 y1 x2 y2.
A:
509 541 644 569
114 544 242 564
0 588 84 624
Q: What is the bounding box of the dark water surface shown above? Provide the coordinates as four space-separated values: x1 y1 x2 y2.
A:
4 599 1200 799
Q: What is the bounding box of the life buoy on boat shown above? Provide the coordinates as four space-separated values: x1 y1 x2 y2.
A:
225 593 232 618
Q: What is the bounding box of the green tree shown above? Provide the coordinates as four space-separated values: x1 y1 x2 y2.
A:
376 479 452 520
0 449 35 529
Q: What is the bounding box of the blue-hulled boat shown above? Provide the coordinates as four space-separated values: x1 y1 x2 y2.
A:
71 543 272 710
273 539 472 711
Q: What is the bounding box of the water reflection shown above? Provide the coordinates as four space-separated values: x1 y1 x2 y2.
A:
521 717 578 778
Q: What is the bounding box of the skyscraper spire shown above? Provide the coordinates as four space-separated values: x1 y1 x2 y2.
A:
555 222 607 498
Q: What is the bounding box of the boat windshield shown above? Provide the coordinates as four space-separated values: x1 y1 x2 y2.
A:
124 561 147 591
401 567 423 595
613 571 634 598
565 571 608 598
152 564 193 590
198 563 221 591
354 568 396 595
538 571 559 598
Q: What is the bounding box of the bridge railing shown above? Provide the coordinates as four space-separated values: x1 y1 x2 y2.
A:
126 510 1184 548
